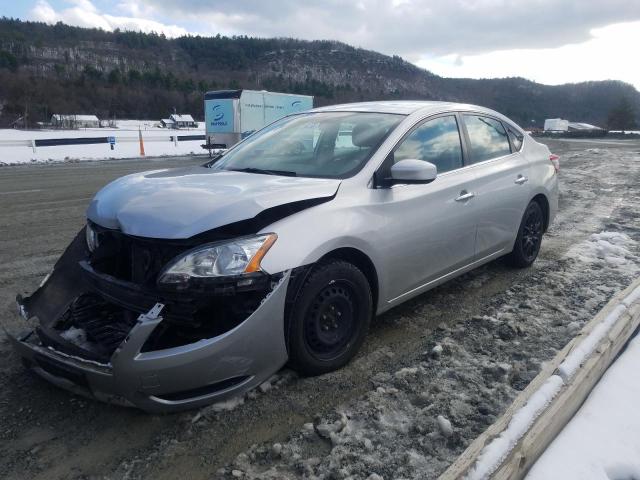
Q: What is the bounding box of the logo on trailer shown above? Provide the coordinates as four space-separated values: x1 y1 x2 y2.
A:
291 100 302 108
212 104 225 121
210 103 229 127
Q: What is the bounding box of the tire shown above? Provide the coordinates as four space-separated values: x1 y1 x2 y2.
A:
507 200 544 268
287 260 373 376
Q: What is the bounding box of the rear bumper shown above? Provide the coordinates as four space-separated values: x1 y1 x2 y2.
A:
6 272 290 413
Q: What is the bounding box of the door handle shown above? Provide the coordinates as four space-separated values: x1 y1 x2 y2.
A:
455 190 475 202
515 175 529 185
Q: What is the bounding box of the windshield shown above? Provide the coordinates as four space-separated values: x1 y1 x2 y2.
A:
210 111 404 179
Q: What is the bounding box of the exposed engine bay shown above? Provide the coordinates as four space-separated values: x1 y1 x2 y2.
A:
20 226 282 364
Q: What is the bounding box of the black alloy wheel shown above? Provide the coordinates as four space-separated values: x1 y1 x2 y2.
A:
507 200 545 268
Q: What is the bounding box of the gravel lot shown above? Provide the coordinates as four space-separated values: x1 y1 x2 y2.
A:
1 138 639 480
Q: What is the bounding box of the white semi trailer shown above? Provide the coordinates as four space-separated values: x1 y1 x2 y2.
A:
203 89 313 151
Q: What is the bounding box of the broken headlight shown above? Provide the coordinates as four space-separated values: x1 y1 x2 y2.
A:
85 223 99 252
157 234 277 286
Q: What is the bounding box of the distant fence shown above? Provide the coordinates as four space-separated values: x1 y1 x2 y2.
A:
0 134 206 151
172 134 206 142
34 137 111 147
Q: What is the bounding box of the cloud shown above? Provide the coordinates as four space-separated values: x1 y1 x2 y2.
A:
140 0 640 57
416 21 640 89
30 0 190 37
25 0 640 89
29 1 640 57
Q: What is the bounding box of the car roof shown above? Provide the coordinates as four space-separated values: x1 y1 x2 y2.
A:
310 100 522 131
311 100 495 116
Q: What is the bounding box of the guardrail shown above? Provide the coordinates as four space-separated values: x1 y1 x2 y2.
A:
0 134 206 152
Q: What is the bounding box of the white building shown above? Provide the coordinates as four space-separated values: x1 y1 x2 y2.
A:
543 118 570 132
544 118 603 133
170 114 197 129
51 114 100 129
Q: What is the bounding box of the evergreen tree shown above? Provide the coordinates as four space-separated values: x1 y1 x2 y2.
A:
607 98 637 131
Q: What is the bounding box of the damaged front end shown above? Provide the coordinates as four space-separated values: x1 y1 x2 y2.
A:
8 226 290 413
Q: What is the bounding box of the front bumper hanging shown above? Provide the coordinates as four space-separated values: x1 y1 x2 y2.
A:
5 229 291 413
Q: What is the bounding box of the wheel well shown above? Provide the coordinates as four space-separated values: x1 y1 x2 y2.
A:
319 248 379 311
532 193 550 232
283 248 379 353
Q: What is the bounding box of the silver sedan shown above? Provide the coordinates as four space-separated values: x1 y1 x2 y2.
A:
9 101 558 412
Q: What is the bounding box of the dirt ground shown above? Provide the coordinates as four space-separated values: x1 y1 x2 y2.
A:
1 138 639 479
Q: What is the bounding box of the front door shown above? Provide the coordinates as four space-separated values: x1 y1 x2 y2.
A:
371 114 478 304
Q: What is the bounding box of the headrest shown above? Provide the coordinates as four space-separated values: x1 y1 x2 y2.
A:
352 123 384 148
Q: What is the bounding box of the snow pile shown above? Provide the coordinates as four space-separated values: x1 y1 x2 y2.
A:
59 326 93 350
567 232 638 273
527 331 640 480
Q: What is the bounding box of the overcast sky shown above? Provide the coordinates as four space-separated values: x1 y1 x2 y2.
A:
6 0 640 90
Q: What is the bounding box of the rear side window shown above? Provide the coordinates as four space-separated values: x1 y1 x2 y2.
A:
506 126 524 151
463 115 511 163
392 115 463 173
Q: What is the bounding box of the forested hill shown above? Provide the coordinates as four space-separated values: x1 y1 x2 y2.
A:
0 17 638 128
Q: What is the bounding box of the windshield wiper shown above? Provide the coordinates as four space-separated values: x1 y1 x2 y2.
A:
230 167 297 177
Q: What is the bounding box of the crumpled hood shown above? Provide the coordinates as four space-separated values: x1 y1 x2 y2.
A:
87 167 341 239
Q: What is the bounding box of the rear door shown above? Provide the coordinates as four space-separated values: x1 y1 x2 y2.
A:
371 114 478 303
460 114 532 258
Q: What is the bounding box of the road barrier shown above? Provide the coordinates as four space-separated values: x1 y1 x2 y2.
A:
0 134 206 153
34 137 111 147
441 278 640 480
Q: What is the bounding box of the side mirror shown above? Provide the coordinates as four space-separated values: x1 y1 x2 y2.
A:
390 159 437 184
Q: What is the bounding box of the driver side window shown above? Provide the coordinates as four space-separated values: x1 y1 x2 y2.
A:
393 115 463 174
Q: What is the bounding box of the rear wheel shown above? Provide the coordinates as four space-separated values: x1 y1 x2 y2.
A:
507 200 544 268
287 260 372 376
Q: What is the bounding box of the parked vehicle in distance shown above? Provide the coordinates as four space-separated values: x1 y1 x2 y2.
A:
8 101 559 412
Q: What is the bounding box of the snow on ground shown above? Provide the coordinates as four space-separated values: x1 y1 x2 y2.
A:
0 121 206 164
526 330 640 480
217 226 637 479
567 232 638 273
467 280 640 479
30 139 633 480
178 146 639 479
467 375 565 480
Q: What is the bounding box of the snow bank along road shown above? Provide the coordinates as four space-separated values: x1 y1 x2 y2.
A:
0 123 206 164
0 138 639 480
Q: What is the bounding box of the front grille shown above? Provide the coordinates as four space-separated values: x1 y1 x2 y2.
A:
49 293 139 361
67 294 138 353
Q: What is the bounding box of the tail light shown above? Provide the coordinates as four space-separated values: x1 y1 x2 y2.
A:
549 153 560 173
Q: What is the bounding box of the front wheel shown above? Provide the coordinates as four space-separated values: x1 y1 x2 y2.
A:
287 260 372 376
507 201 544 268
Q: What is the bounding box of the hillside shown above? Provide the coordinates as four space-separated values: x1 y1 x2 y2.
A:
0 17 638 128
